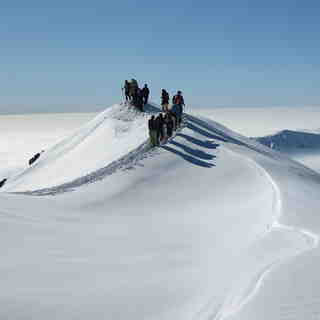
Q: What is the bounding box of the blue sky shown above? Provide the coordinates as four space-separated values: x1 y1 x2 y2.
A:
1 0 320 113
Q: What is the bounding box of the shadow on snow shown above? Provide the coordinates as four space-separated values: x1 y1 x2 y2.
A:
176 133 220 149
169 140 216 161
186 122 228 143
162 145 215 168
13 108 224 196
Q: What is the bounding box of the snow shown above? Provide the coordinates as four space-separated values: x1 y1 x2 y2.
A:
193 106 320 137
0 112 96 180
1 103 320 319
2 105 149 192
192 106 320 174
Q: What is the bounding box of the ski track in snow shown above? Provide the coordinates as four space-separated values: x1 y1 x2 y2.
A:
1 103 320 320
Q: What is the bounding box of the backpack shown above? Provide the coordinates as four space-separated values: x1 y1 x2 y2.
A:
173 95 182 105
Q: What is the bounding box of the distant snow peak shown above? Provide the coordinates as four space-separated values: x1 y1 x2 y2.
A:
255 129 320 152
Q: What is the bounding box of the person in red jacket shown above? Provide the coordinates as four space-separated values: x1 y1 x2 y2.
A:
172 90 185 108
172 91 185 126
161 89 169 112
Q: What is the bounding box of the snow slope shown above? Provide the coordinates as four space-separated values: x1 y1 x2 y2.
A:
193 106 320 174
0 104 320 319
2 105 149 192
0 112 95 180
194 105 320 137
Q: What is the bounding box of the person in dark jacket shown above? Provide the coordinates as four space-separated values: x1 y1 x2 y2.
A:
135 88 144 111
148 115 157 146
166 113 174 137
142 84 150 105
168 110 177 131
155 113 165 144
129 78 139 101
154 115 160 146
161 89 169 112
0 178 7 188
163 113 169 140
177 104 183 127
123 80 130 101
29 150 44 166
29 152 40 165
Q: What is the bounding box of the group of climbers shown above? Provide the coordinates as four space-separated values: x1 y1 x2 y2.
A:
122 80 185 147
148 90 185 147
0 85 184 190
123 79 149 112
148 112 175 146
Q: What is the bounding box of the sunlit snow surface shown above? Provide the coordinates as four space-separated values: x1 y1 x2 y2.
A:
0 112 96 180
1 104 320 320
195 106 320 173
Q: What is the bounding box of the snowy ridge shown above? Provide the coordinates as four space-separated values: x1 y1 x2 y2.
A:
183 114 320 319
2 103 154 192
16 140 152 195
1 104 320 320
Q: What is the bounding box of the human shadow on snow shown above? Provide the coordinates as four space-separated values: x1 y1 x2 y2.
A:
162 145 215 168
187 114 311 165
17 110 225 196
186 115 279 159
169 140 216 161
176 133 220 149
186 122 228 142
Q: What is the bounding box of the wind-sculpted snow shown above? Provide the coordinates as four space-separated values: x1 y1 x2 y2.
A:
1 105 320 320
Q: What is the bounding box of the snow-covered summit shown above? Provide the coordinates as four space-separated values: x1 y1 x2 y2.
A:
0 104 320 320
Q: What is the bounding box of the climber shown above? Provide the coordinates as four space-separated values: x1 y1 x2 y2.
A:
161 89 169 112
172 90 185 127
123 80 130 101
29 150 44 166
148 115 157 147
0 178 7 188
142 84 150 105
